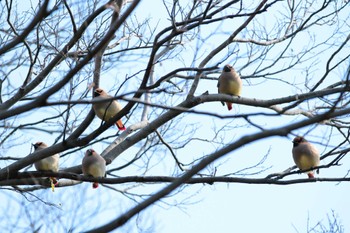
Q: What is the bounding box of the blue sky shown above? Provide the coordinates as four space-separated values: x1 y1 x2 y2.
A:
1 0 349 232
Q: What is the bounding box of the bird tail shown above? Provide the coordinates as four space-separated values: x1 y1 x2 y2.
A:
226 102 232 111
116 120 126 131
93 182 99 189
307 172 315 179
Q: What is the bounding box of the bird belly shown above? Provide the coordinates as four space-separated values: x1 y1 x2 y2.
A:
219 81 241 96
34 155 59 172
93 102 118 121
293 154 319 170
85 164 105 177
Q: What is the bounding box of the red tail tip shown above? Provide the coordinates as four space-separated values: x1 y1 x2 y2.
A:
116 120 126 131
118 125 126 131
93 183 99 189
227 102 232 111
307 172 315 179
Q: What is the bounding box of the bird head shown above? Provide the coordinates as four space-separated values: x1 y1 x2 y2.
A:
86 149 96 156
223 64 233 72
94 88 105 97
32 141 47 150
292 136 306 147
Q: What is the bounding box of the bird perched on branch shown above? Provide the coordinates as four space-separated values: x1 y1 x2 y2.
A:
82 149 106 189
217 64 242 111
292 136 320 178
32 142 60 189
92 88 126 130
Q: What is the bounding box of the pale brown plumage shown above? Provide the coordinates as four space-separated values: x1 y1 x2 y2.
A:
92 88 126 130
32 142 59 185
217 64 242 111
82 149 106 189
292 136 320 178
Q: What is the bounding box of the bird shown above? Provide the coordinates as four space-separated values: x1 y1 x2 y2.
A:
292 136 320 178
217 64 242 111
32 142 60 186
82 149 106 189
92 88 126 130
